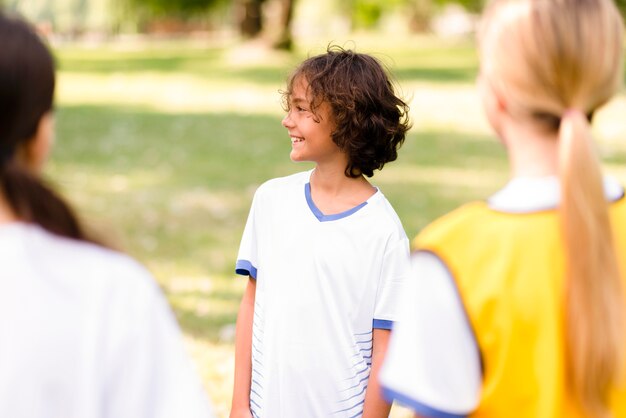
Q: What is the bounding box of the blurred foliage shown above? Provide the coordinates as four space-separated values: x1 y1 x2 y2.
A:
617 0 626 20
0 0 230 33
2 0 624 44
347 0 404 29
434 0 484 13
343 0 624 31
348 0 481 31
123 0 228 18
2 0 111 32
352 0 384 29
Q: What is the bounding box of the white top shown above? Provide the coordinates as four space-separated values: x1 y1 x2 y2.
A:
380 175 625 418
235 170 410 418
0 222 214 418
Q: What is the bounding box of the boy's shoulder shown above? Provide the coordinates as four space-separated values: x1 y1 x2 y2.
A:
255 170 311 196
363 189 408 240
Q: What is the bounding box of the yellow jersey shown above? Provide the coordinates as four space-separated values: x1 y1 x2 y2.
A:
414 198 626 418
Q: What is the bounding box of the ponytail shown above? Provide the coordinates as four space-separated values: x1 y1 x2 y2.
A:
0 158 100 245
559 109 625 417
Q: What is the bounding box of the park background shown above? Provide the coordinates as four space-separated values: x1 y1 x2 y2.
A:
4 0 626 416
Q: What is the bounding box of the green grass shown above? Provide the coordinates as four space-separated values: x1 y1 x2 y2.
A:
48 35 626 417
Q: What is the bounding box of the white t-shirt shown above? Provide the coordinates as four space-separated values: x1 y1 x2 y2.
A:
236 170 410 418
0 222 214 418
380 175 625 418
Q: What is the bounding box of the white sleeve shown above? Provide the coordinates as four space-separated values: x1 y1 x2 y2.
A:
102 263 215 418
235 188 260 279
380 251 482 417
373 235 411 329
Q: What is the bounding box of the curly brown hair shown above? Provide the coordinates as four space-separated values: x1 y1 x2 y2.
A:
282 45 411 178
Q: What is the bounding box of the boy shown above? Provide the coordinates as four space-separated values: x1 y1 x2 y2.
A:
231 46 411 418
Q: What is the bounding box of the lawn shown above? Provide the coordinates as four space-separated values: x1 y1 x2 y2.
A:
49 35 626 417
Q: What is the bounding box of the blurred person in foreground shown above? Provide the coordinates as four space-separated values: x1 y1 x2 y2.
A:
0 12 215 418
380 0 626 417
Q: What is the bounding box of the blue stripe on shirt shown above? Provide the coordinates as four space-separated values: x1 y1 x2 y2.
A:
235 259 257 279
373 319 393 330
382 387 467 418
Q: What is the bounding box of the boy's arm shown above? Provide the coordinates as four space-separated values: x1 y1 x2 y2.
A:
362 328 392 418
230 277 256 418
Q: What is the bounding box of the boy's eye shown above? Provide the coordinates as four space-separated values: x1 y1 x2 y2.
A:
296 106 307 112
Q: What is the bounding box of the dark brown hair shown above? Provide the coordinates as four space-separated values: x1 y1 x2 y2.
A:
282 45 411 178
0 13 97 244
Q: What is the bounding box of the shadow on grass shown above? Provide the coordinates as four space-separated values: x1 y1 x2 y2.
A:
58 54 216 74
395 66 478 83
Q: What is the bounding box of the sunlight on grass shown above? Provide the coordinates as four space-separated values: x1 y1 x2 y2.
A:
57 72 285 115
405 81 490 133
376 164 506 190
595 95 626 150
184 336 237 418
50 164 169 193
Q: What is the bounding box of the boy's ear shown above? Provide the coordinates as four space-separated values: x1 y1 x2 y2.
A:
21 112 54 172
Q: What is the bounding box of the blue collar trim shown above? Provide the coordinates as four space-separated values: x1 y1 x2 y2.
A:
305 183 368 222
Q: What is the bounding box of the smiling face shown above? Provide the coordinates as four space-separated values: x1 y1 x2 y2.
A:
281 77 343 166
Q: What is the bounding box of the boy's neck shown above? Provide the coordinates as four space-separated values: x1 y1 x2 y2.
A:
309 165 376 215
312 164 347 189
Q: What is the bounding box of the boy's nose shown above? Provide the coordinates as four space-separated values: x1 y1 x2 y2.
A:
282 112 294 128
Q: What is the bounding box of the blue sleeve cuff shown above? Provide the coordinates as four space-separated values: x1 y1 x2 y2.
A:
373 319 393 330
235 259 257 279
381 387 467 418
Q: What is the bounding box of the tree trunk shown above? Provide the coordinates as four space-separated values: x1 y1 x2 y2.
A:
273 0 295 50
238 0 265 38
408 0 432 33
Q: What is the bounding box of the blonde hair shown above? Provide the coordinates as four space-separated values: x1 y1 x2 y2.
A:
478 0 625 416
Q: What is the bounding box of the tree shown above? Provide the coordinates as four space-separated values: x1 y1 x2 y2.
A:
236 0 265 38
234 0 296 50
126 0 225 18
347 0 410 31
407 0 432 32
273 0 294 50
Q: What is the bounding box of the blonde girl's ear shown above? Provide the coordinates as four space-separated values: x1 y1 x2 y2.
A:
478 74 507 138
21 111 55 172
